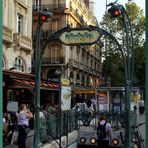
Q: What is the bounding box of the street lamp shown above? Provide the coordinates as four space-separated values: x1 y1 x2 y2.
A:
33 9 52 148
107 1 134 148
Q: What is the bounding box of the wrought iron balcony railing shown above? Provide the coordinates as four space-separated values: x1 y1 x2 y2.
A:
69 6 87 26
69 59 101 74
33 4 66 12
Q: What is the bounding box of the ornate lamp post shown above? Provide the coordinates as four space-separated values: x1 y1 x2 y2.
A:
33 10 52 148
107 0 134 148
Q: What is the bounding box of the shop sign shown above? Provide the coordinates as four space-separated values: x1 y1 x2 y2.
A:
7 101 18 112
60 74 70 85
59 29 101 45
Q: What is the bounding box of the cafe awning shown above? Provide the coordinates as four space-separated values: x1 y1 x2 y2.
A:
73 89 95 94
14 79 59 90
3 69 59 90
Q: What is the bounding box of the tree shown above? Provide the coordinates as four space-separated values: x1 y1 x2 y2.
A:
100 2 145 86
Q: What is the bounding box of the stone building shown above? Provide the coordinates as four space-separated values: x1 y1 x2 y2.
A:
2 0 33 110
3 0 32 72
32 0 102 90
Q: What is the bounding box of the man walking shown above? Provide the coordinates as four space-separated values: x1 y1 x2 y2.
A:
97 115 112 148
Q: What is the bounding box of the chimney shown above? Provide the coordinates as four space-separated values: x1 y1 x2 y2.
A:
89 1 95 14
83 0 89 8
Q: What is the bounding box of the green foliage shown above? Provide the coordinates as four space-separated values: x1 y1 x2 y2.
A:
133 45 145 82
100 2 145 86
102 51 124 86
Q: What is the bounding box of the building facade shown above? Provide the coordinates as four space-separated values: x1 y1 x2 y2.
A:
32 0 102 91
2 0 33 112
3 0 32 72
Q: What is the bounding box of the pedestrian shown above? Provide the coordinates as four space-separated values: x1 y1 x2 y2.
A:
86 99 94 112
42 105 48 118
139 98 145 114
47 103 56 115
72 103 80 112
17 104 33 148
39 106 45 119
97 115 112 148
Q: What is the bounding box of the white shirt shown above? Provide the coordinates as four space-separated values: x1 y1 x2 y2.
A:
39 111 45 118
139 100 144 107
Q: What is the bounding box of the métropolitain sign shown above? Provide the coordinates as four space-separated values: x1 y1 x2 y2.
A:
59 29 101 45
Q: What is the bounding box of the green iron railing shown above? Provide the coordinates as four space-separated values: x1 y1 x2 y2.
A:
39 109 137 146
39 110 78 144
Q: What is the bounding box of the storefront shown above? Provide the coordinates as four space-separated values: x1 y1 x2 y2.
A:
3 69 59 113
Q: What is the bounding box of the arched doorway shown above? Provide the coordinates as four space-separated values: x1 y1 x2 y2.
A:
47 69 60 82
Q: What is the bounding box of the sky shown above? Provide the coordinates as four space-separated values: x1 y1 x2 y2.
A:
93 0 145 22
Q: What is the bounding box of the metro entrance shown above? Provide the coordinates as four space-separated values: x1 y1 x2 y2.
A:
77 87 140 147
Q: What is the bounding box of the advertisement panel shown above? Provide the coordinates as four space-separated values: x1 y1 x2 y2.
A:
61 86 71 111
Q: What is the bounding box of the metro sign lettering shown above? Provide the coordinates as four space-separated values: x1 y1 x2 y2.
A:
59 29 101 45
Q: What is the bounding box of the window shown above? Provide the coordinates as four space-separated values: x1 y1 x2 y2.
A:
34 0 41 11
35 0 41 6
17 13 23 33
13 57 25 72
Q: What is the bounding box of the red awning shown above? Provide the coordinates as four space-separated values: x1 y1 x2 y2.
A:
3 69 59 90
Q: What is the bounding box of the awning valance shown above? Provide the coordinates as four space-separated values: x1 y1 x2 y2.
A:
73 89 95 94
15 79 59 90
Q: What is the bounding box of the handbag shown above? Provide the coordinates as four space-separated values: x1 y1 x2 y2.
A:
23 126 30 134
25 127 30 134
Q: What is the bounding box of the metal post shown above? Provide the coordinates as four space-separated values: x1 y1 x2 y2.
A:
119 5 134 147
123 15 132 148
0 0 2 146
33 18 42 148
33 10 52 148
106 1 134 147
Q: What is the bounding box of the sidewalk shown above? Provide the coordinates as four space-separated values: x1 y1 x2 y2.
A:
3 144 18 148
3 130 34 148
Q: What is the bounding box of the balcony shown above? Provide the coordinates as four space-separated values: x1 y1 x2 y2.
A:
33 4 66 12
42 57 64 65
3 26 13 44
69 6 87 26
13 33 32 51
69 59 101 74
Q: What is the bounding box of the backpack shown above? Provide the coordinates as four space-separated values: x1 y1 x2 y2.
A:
97 122 107 139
